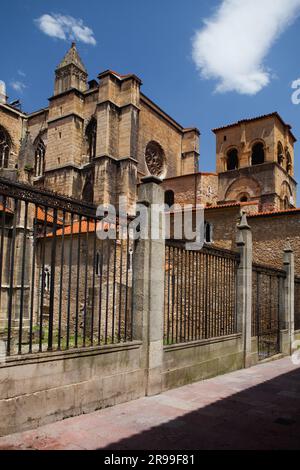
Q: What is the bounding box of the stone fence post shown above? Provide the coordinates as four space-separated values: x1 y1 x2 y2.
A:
283 244 295 355
236 213 253 368
132 176 165 396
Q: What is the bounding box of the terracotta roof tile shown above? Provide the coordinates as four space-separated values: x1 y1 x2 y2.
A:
0 203 13 214
36 208 63 225
212 112 297 142
248 208 300 218
45 219 115 238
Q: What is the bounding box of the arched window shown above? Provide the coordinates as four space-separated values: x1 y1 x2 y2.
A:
277 142 284 165
240 196 248 202
283 196 290 210
226 148 238 171
82 178 94 203
0 126 11 169
165 190 175 208
86 117 97 161
286 151 292 174
204 222 213 244
34 139 46 177
251 142 265 166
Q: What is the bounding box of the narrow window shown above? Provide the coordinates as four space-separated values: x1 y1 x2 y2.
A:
286 151 292 174
165 190 175 208
283 196 290 210
251 142 265 166
204 222 212 244
34 139 46 177
226 149 238 171
86 117 97 161
277 142 284 165
0 126 11 169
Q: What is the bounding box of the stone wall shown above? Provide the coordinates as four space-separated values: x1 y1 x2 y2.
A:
0 343 144 436
204 206 300 275
162 172 218 207
163 334 244 390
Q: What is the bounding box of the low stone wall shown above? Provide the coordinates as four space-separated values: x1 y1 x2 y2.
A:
162 334 244 390
295 330 300 341
0 342 144 437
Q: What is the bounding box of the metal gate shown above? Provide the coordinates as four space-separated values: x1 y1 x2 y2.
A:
252 264 285 360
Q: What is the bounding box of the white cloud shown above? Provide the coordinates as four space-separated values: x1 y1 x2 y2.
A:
17 70 26 78
10 81 27 93
192 0 300 95
35 14 96 46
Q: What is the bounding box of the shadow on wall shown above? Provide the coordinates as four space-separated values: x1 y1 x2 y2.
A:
101 367 300 450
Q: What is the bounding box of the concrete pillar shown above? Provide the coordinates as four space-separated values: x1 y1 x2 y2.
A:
132 176 165 396
283 244 295 355
236 212 253 368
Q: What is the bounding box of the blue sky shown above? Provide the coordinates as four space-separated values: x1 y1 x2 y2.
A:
2 0 300 198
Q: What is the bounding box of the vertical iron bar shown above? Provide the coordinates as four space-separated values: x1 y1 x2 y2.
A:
29 206 38 354
184 249 187 342
39 206 48 353
83 220 89 348
18 201 28 355
166 246 171 344
171 247 175 344
48 208 57 351
111 238 117 344
66 213 74 350
179 247 183 342
124 232 130 341
75 216 82 348
97 239 104 345
0 196 7 310
57 210 65 351
105 240 111 344
7 199 18 356
118 238 123 343
90 219 97 346
175 247 180 343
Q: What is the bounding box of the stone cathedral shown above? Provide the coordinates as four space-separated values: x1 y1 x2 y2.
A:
0 42 298 215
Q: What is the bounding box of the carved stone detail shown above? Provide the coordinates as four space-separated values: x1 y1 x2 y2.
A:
145 141 165 177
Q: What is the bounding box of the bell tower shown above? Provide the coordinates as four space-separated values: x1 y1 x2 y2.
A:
213 113 297 212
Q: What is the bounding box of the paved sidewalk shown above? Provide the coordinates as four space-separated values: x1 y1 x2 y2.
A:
0 357 300 450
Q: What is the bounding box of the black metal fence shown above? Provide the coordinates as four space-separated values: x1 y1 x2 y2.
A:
295 276 300 331
0 178 134 357
252 263 285 360
164 240 239 345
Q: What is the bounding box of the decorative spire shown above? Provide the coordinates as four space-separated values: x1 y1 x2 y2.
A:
56 42 87 74
54 43 88 95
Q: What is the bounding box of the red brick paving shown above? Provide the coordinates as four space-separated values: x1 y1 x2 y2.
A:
0 357 299 450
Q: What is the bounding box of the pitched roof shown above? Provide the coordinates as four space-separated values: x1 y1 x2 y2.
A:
57 42 87 74
212 112 297 142
247 207 300 218
36 208 64 226
45 219 116 238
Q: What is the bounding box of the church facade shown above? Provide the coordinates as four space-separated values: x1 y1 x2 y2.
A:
0 43 298 247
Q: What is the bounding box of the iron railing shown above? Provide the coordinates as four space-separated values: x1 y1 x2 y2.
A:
164 240 239 345
295 276 300 331
252 263 286 360
0 178 134 356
